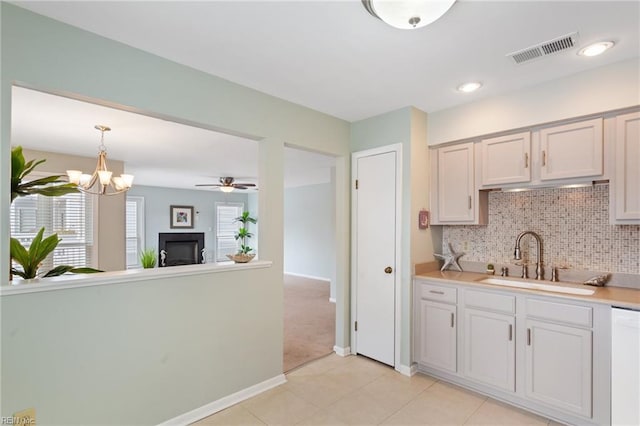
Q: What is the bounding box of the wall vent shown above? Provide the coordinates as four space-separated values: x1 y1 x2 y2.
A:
507 32 579 64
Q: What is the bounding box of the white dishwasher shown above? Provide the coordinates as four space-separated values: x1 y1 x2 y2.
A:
611 307 640 426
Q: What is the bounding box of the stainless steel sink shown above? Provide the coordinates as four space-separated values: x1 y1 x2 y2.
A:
478 277 595 295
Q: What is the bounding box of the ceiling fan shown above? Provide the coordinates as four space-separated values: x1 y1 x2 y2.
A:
195 177 257 192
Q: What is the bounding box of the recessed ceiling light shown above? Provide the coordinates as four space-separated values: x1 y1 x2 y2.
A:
578 41 614 57
457 82 482 93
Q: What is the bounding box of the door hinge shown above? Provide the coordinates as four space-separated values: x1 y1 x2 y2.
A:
355 321 358 331
355 179 359 190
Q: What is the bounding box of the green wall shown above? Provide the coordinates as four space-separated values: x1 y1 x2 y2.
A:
350 107 432 370
0 3 350 423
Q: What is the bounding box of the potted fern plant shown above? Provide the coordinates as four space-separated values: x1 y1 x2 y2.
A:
227 211 257 263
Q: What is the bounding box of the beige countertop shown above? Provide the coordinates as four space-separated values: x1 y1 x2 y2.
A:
415 270 640 310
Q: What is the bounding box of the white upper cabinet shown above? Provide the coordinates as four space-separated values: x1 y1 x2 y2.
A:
431 142 487 224
612 111 640 222
539 118 603 181
480 132 531 186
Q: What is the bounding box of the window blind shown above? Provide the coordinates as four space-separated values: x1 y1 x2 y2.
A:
216 203 243 262
10 192 94 272
125 197 141 268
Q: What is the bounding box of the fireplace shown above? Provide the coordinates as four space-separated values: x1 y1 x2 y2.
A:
158 233 205 267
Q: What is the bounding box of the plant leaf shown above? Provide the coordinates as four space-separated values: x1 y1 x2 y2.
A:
9 238 30 266
11 146 25 178
43 265 103 277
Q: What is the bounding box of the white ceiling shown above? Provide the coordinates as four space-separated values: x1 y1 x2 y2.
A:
9 1 639 190
11 86 336 190
12 0 640 122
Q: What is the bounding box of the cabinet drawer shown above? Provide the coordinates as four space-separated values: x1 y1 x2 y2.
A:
526 298 592 328
465 289 515 314
420 283 457 304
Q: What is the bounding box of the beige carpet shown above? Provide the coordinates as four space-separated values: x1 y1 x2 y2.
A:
283 274 336 372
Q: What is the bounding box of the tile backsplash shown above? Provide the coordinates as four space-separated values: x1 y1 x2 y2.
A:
442 184 640 274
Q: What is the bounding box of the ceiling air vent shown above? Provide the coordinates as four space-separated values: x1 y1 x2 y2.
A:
507 32 579 64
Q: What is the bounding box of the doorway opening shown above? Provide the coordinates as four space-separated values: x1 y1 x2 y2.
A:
283 146 337 372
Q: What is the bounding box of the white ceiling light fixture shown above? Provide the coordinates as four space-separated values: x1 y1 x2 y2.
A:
362 0 457 30
66 125 134 195
457 81 482 93
219 186 234 193
578 41 614 57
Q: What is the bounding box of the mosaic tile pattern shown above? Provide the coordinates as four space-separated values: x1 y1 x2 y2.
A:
443 184 640 274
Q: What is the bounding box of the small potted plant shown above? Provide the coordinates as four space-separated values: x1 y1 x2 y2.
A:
227 211 257 263
139 248 157 269
486 263 495 275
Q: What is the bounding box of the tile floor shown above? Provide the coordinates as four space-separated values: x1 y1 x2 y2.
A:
193 354 562 425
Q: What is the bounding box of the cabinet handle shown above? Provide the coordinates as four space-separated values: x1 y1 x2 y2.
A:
524 152 529 168
527 328 531 346
468 196 472 210
450 313 455 328
429 290 445 295
542 150 546 167
508 324 513 341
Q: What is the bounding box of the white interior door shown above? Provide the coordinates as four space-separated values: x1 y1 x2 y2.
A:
353 148 398 366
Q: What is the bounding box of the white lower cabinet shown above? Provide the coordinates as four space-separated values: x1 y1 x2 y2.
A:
414 279 607 425
464 308 515 392
418 300 456 372
525 318 592 417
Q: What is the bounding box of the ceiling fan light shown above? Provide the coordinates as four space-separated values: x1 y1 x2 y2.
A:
363 0 457 30
220 186 234 193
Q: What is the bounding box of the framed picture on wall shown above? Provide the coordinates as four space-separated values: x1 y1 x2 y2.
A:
170 205 194 229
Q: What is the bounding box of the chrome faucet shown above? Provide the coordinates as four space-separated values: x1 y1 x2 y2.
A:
514 231 544 280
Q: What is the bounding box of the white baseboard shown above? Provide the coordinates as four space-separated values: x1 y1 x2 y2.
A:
284 272 331 283
329 298 336 303
158 374 287 426
333 345 351 357
396 363 417 377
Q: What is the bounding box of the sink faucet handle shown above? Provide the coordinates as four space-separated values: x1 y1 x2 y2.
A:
521 263 529 279
550 267 558 282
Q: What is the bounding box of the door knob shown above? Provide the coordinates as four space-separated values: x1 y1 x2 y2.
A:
384 266 393 274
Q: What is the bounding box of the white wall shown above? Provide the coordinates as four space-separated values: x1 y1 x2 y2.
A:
284 182 335 293
428 58 640 145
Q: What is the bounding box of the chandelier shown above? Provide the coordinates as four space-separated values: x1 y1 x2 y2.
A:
362 0 456 30
66 125 134 195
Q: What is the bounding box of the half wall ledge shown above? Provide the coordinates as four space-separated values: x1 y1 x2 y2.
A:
1 260 273 296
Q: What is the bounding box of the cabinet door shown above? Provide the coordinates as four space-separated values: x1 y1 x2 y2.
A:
525 319 592 418
437 143 474 222
480 132 531 186
463 309 515 392
418 300 456 372
540 118 603 180
614 111 640 221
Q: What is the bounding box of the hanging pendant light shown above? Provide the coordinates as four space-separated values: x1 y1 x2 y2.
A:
66 125 134 195
362 0 456 30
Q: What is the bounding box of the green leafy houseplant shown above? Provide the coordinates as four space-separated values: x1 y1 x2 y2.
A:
11 146 78 202
139 248 157 269
228 211 257 263
10 228 101 279
9 146 102 280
